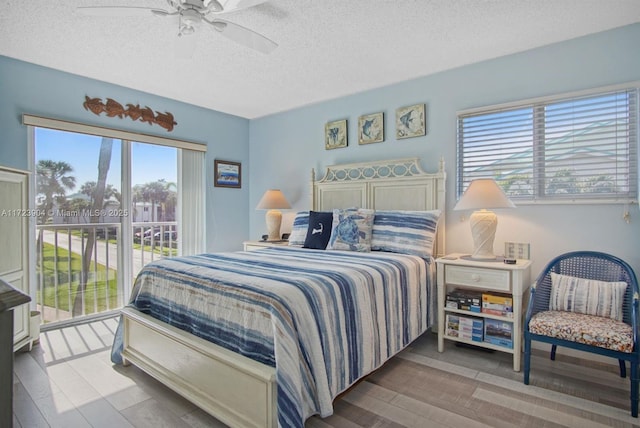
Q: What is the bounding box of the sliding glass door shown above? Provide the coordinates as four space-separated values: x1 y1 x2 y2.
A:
29 122 202 327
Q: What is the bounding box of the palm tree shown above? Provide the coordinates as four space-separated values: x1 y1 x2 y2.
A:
36 160 76 224
161 180 177 222
142 180 169 221
74 137 113 316
132 184 145 222
80 181 121 211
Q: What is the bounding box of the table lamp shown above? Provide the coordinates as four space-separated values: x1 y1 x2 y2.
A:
454 179 515 260
256 189 291 241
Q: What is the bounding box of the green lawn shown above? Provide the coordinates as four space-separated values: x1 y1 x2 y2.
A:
37 242 120 316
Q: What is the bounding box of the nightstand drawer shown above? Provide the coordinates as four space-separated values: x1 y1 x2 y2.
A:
445 265 510 291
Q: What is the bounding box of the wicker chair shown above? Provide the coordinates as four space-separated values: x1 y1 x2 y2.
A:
523 251 640 417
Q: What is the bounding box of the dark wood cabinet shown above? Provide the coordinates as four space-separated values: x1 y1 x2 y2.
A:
0 279 31 428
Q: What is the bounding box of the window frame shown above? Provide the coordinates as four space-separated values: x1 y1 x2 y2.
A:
456 82 639 204
24 115 206 326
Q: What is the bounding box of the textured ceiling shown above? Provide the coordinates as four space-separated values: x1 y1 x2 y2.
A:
1 0 639 119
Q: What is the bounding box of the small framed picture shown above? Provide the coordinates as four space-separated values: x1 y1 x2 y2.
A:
325 119 348 150
358 112 384 145
396 103 426 139
504 242 530 260
214 160 241 188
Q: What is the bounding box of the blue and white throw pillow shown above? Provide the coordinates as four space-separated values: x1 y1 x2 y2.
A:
288 211 309 246
371 210 441 258
327 208 375 252
549 272 628 321
303 211 334 250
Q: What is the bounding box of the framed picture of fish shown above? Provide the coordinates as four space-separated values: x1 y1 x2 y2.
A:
358 112 384 145
395 103 426 139
325 119 348 150
214 159 241 188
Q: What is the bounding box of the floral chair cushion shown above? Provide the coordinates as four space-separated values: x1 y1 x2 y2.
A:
529 310 633 353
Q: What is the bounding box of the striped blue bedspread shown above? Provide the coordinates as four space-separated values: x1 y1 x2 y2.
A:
111 247 434 427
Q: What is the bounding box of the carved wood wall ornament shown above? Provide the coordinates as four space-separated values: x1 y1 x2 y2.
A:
82 96 178 132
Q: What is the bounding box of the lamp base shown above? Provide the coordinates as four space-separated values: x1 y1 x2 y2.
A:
469 209 497 259
265 209 282 241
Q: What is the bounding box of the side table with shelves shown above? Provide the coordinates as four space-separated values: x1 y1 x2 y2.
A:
436 253 532 371
243 240 289 251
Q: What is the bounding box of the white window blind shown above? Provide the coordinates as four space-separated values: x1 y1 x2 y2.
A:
178 149 205 256
457 86 638 202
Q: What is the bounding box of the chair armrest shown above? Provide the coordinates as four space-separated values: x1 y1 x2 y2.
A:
632 292 639 346
524 283 538 328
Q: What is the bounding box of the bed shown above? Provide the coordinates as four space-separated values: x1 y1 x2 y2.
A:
111 157 446 428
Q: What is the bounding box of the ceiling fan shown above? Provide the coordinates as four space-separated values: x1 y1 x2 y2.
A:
77 0 278 54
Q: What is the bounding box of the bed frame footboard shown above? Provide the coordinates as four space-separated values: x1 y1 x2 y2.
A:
120 307 277 428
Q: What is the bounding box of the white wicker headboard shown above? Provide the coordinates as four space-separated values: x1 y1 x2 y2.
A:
311 158 446 258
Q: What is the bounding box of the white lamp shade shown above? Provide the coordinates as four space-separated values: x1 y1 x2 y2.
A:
454 179 515 260
256 189 291 210
454 179 515 211
256 189 291 241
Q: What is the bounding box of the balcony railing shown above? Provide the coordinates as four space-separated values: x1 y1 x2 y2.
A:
36 222 177 326
132 222 178 276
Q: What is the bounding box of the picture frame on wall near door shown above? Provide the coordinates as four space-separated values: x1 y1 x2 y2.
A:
214 159 241 188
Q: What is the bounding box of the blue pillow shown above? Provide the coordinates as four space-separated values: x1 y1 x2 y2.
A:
303 211 334 250
327 208 375 252
371 210 441 258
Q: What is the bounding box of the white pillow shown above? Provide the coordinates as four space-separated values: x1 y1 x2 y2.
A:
549 272 627 321
287 211 309 246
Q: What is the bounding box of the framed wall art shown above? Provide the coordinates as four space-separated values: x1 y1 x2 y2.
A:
214 159 241 188
325 119 348 150
395 103 426 139
358 112 384 145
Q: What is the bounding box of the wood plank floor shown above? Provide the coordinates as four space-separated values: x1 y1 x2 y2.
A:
12 316 640 428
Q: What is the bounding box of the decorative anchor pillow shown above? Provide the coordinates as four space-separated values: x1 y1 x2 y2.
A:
549 272 628 322
303 211 334 250
327 208 375 252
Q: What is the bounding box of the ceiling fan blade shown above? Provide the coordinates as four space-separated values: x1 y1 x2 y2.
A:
218 0 268 13
206 18 277 54
77 6 167 17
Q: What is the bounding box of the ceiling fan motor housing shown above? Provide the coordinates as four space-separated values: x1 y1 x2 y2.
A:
178 0 222 12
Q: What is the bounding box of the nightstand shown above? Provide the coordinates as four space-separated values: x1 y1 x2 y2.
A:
243 240 289 251
436 253 532 371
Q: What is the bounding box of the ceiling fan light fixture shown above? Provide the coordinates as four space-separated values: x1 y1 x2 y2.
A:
179 24 196 36
179 9 201 35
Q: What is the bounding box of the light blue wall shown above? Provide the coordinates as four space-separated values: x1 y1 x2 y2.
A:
0 56 250 252
249 23 640 276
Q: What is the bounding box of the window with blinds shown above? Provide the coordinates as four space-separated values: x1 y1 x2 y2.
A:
457 86 638 202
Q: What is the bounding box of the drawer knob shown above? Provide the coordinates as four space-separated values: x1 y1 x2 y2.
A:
471 274 481 282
